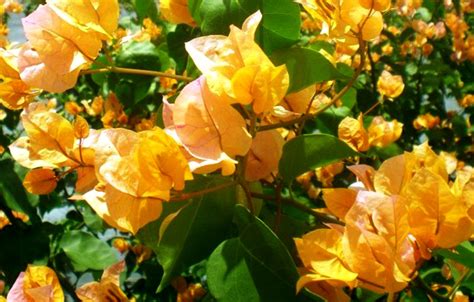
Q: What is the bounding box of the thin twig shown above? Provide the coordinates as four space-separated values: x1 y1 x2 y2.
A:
250 192 344 225
81 66 194 82
237 112 258 214
170 181 236 202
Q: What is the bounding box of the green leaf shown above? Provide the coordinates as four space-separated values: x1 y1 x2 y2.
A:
0 157 40 223
167 24 195 74
435 241 474 269
314 106 351 135
156 181 237 291
115 41 162 78
194 0 300 54
60 230 118 272
134 0 159 23
271 47 346 93
206 206 321 302
341 88 357 109
279 134 360 183
0 224 52 283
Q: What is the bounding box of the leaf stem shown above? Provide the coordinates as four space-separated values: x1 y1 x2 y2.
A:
81 66 194 82
170 181 236 202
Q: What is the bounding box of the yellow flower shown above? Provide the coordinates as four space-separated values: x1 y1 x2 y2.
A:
159 0 195 26
413 113 440 130
315 162 345 187
338 114 369 152
368 116 403 148
297 0 384 45
0 48 40 110
185 12 289 113
82 127 192 234
377 70 405 99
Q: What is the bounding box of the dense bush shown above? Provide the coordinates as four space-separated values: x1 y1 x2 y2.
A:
0 0 473 301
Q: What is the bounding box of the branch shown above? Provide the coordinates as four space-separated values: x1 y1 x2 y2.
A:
170 181 236 202
81 66 194 82
250 192 344 225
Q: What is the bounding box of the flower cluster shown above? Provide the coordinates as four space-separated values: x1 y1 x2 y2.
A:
295 143 474 298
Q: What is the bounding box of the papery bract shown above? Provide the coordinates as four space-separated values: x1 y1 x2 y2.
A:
10 102 75 169
23 168 57 195
245 130 284 182
185 12 289 113
7 266 64 302
0 48 39 110
295 229 358 291
401 168 474 249
367 116 403 148
19 0 119 92
338 114 369 152
82 127 191 234
377 70 405 99
76 261 128 302
163 76 251 175
159 0 195 26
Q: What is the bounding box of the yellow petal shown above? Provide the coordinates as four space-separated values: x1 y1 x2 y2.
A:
322 188 357 220
245 130 284 181
10 103 78 170
171 77 252 165
82 185 163 234
295 229 358 289
73 115 90 139
76 261 127 302
47 0 119 38
185 12 289 113
159 0 195 26
402 168 472 249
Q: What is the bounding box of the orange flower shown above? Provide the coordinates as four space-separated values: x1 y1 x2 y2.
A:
338 114 369 152
459 94 474 107
0 48 40 110
413 113 440 130
368 116 403 147
76 261 128 302
7 266 64 302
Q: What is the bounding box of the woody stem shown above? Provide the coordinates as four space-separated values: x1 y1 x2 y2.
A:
170 181 237 202
81 66 194 82
237 112 258 214
250 192 344 225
